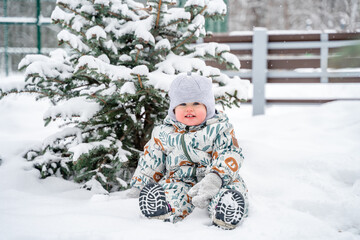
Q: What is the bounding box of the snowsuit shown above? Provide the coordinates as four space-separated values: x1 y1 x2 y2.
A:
130 111 249 222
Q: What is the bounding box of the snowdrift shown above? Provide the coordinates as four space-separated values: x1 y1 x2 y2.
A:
0 89 359 239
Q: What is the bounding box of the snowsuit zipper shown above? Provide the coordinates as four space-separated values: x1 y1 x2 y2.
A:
180 126 197 179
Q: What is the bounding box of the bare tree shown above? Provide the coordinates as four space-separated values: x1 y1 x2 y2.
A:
228 0 360 31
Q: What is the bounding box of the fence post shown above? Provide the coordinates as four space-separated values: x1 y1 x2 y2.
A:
252 28 268 116
320 32 329 83
3 0 9 76
36 0 42 54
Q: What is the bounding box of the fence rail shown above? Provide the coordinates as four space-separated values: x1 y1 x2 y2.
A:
204 28 360 115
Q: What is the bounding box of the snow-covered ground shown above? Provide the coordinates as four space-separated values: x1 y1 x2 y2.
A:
1 75 360 240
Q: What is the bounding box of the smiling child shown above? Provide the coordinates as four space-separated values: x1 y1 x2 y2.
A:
127 73 249 229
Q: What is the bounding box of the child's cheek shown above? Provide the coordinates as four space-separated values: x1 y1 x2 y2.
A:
175 108 186 124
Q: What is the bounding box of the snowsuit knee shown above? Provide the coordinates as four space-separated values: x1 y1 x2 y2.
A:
130 111 249 222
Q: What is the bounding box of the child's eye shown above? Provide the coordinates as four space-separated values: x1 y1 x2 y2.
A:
193 102 200 105
179 103 186 106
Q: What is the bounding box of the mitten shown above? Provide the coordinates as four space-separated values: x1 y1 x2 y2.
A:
126 187 141 198
188 173 222 209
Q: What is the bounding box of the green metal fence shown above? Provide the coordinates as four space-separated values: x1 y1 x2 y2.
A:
1 0 55 76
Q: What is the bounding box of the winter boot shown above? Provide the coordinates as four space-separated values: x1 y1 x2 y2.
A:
139 183 171 220
213 189 245 230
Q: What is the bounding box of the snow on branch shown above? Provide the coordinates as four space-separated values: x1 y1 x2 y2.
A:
190 42 240 70
103 17 122 35
110 1 141 21
123 0 147 14
213 75 250 101
56 0 82 10
83 177 109 194
221 52 241 70
75 55 132 82
185 0 227 16
44 96 101 122
31 151 65 166
104 39 118 54
94 0 110 7
155 39 171 51
188 14 206 33
155 52 206 74
185 0 206 8
151 51 249 100
51 6 75 25
43 127 83 149
162 8 191 26
86 26 107 40
68 138 129 162
205 0 227 16
116 16 155 44
58 30 90 53
19 49 73 81
69 139 112 162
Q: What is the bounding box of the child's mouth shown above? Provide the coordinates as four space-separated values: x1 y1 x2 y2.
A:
185 114 196 118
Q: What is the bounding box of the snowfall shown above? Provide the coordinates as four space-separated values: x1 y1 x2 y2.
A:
0 75 360 240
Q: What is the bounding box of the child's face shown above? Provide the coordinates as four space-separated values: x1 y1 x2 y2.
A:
174 102 207 126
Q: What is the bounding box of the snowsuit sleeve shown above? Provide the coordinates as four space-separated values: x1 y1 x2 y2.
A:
130 126 166 190
209 123 244 186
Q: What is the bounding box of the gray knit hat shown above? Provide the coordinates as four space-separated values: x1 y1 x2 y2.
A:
168 73 215 122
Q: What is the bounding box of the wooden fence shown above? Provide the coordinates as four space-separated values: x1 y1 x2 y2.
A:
203 28 360 115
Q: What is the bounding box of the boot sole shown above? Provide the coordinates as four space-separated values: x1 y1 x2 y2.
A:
139 183 169 218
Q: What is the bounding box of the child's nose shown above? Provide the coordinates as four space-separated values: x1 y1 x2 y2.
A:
185 106 194 111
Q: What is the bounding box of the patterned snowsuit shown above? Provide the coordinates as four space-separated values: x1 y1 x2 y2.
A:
130 111 249 223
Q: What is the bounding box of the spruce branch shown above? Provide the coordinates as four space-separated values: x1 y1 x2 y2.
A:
135 49 140 62
165 19 185 27
119 125 135 142
199 5 207 15
59 40 86 54
172 31 196 51
189 5 207 22
108 11 132 22
155 0 162 28
54 19 87 39
134 6 152 12
75 72 103 86
46 77 65 84
137 74 143 88
90 93 107 105
0 89 53 98
57 2 92 23
68 83 94 91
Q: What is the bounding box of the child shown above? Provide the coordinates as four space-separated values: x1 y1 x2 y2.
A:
127 73 249 230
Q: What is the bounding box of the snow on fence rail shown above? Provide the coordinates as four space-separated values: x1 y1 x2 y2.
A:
203 28 360 115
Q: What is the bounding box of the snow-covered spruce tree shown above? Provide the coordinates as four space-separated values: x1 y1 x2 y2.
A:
5 0 249 193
